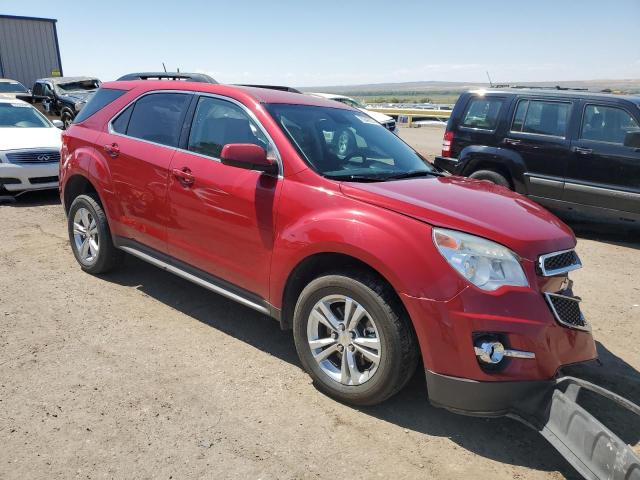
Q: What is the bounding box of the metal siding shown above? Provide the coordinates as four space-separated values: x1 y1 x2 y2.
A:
0 17 61 88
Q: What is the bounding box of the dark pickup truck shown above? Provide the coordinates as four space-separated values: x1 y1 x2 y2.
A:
31 76 101 128
435 89 640 225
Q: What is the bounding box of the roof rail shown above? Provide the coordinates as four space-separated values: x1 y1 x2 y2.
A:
236 84 302 94
116 72 217 84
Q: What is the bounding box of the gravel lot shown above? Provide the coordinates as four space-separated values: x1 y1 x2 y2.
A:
1 128 638 479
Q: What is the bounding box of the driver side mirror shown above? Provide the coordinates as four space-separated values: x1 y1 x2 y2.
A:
624 131 640 148
220 144 277 174
52 119 64 129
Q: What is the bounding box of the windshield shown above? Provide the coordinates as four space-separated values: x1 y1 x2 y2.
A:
0 102 51 128
266 104 435 181
55 79 101 93
0 81 28 94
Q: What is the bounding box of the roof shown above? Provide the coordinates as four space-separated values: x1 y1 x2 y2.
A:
0 78 25 83
472 88 640 105
103 80 355 109
36 76 100 84
0 14 57 23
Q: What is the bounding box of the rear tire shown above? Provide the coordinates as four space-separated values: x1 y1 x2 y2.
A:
469 169 511 189
67 194 122 274
293 272 418 406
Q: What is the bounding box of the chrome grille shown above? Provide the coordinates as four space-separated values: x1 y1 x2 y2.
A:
6 150 61 164
545 293 589 331
538 249 581 276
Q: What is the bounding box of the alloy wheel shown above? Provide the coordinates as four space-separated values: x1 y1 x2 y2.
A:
72 207 99 264
307 294 381 385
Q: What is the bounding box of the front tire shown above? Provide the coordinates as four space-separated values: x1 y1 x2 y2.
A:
67 194 122 274
293 273 418 406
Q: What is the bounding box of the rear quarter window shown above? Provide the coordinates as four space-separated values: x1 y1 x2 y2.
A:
73 88 127 124
459 97 503 130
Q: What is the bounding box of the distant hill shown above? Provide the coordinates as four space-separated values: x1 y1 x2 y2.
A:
301 79 640 96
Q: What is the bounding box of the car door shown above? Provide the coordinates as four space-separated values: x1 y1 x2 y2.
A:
99 91 192 253
503 98 574 201
564 102 640 218
166 94 282 300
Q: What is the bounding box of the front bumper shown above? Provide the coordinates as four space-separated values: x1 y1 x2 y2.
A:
400 265 597 415
0 162 59 192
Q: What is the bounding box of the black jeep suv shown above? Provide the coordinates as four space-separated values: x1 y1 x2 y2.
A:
435 89 640 225
31 77 101 128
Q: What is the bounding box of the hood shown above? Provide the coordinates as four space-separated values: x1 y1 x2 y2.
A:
0 127 62 151
340 176 575 260
358 107 393 124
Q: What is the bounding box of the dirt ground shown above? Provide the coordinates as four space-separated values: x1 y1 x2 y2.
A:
1 128 639 479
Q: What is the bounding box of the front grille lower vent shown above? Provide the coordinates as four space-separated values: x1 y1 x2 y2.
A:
6 150 61 164
545 292 589 331
538 249 582 276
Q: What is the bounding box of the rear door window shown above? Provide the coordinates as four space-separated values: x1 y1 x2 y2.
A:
460 97 503 130
580 104 640 145
74 88 127 124
511 99 571 138
125 93 191 147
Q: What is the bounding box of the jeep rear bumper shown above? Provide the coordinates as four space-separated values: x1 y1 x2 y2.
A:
434 155 460 174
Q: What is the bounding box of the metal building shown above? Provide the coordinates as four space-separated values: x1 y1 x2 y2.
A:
0 14 63 88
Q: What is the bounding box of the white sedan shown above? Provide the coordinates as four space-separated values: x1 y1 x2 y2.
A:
0 98 63 197
308 93 398 134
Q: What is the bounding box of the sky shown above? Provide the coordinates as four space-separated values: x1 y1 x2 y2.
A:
2 0 639 87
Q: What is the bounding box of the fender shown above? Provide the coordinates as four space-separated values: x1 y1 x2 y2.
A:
269 177 468 310
458 145 529 194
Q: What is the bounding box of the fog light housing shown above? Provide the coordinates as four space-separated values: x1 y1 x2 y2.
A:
474 338 536 365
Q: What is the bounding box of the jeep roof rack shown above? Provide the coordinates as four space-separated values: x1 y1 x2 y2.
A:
491 84 589 91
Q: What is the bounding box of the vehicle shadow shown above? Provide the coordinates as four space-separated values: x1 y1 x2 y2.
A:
101 254 640 479
564 218 640 250
0 189 60 207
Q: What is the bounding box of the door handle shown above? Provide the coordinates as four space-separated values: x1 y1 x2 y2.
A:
103 142 120 158
573 147 593 155
504 138 522 146
172 167 195 187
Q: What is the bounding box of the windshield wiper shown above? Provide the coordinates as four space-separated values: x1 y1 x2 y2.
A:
384 170 445 180
325 174 387 182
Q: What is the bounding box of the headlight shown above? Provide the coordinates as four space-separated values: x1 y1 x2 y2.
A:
74 101 85 112
433 228 528 291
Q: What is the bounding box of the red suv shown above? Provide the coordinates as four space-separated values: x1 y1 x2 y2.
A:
60 81 596 413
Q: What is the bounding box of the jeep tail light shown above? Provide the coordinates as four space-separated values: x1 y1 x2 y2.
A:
441 131 453 158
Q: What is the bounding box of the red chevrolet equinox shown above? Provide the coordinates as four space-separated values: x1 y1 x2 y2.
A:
60 81 597 414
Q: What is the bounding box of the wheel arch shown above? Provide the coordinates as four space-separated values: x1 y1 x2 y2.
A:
459 146 527 193
279 252 409 333
63 174 101 213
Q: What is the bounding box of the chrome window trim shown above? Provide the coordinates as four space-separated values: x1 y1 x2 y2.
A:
544 292 590 332
107 89 283 177
538 248 582 277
